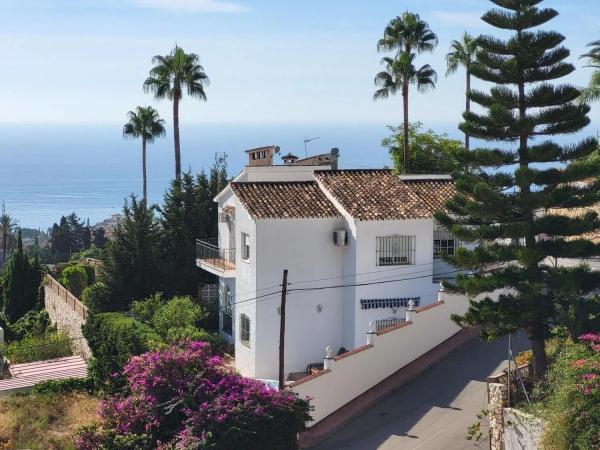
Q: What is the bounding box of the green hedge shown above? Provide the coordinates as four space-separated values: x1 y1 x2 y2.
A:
33 377 94 395
2 332 73 364
82 312 161 393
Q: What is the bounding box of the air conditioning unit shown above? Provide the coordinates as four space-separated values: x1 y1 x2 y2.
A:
333 230 349 247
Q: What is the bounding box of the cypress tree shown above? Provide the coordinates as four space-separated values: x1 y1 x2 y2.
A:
2 231 40 322
436 0 600 376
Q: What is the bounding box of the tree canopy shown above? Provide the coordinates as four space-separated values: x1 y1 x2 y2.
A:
382 122 462 174
436 0 600 376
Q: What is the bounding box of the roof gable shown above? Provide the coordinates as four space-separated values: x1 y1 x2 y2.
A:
230 181 340 220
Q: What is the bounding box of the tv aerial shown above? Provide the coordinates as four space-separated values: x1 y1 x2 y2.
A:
303 136 320 157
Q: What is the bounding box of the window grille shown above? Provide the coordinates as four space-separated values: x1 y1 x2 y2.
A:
241 233 250 261
360 297 420 310
376 235 416 266
240 314 250 347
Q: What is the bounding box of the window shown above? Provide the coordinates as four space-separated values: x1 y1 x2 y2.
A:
240 314 250 347
241 233 250 261
376 236 415 266
434 239 456 257
434 229 457 257
222 286 232 335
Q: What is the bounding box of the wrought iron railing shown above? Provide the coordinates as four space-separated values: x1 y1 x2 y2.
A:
375 317 406 332
196 239 236 272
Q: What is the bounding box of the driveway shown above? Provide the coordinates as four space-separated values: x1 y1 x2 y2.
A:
314 332 529 450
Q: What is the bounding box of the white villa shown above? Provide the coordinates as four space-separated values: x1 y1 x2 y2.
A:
196 146 458 380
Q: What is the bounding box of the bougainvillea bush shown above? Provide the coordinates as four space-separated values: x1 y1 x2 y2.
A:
73 341 311 450
540 332 600 450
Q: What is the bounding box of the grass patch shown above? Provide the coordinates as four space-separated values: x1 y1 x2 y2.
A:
0 392 99 450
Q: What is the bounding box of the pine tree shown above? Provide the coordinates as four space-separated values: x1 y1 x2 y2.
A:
436 0 600 376
101 196 161 310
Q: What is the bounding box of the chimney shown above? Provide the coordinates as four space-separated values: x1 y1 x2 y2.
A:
246 145 280 167
282 153 299 165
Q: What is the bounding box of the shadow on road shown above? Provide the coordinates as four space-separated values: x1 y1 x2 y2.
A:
314 331 529 450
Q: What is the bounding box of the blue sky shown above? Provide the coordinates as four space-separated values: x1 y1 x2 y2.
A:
0 0 599 126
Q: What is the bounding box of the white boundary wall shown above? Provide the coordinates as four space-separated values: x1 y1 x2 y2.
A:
289 291 470 424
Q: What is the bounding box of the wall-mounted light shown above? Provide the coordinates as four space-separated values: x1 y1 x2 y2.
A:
316 304 323 313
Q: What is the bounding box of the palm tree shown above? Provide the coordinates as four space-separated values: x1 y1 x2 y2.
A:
375 12 438 173
580 39 600 104
446 32 478 150
123 106 166 202
374 55 437 173
143 46 209 179
0 202 18 266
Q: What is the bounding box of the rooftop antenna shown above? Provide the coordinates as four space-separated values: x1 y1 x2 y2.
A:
304 136 320 158
214 152 228 171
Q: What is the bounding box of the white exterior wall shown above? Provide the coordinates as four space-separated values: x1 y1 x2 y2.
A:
290 291 469 425
234 165 331 183
350 219 439 348
253 218 346 380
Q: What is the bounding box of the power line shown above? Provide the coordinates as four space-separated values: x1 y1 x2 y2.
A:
229 261 439 301
204 268 463 314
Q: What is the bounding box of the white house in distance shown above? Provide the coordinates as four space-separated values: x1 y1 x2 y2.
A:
196 145 458 381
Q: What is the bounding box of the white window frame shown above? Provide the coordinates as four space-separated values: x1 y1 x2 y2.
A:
241 232 250 261
240 314 250 347
376 235 416 266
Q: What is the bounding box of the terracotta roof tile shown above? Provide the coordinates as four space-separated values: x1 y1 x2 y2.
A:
314 169 455 220
231 181 340 219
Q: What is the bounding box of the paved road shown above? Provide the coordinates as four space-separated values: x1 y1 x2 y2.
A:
315 332 529 450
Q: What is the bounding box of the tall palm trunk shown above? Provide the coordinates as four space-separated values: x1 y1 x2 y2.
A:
142 137 148 202
465 71 471 151
173 91 181 179
1 234 6 265
402 82 410 174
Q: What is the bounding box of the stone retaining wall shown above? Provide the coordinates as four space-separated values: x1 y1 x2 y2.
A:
44 276 91 360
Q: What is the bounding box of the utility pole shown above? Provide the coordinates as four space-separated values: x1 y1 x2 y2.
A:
278 269 289 390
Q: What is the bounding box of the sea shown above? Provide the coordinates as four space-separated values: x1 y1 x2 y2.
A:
2 122 465 230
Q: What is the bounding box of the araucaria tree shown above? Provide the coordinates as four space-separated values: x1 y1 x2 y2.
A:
446 32 478 150
374 12 438 173
436 0 600 377
144 46 209 179
123 106 166 202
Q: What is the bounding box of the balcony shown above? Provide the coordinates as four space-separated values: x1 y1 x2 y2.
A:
196 239 236 277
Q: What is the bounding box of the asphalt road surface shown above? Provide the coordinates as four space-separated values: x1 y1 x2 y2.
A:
314 332 529 450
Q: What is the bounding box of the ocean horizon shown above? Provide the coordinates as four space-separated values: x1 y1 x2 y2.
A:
1 121 466 230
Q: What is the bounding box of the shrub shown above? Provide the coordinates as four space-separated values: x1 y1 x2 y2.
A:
540 333 600 449
59 264 88 298
73 341 311 449
10 309 54 341
33 377 94 395
151 296 206 338
164 326 221 349
82 312 161 393
129 292 165 324
81 282 109 313
2 332 72 364
70 245 104 262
